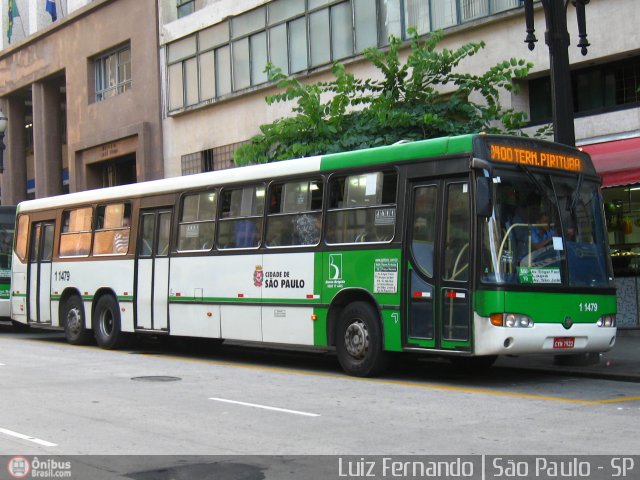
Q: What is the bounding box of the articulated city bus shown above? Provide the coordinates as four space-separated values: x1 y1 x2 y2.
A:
0 205 16 320
10 134 617 376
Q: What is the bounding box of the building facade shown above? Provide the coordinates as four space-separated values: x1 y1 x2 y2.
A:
0 0 163 204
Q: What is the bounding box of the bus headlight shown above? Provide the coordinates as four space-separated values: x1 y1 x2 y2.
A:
596 314 616 327
490 313 534 328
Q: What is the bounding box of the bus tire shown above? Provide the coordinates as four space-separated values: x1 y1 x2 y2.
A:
336 301 389 377
93 295 127 349
62 295 92 345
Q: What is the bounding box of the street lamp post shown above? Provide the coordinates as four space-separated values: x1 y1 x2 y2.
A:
524 0 591 147
0 109 6 174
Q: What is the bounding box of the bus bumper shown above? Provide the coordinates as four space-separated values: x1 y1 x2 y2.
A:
473 313 617 356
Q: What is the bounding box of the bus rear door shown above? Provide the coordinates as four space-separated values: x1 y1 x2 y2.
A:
135 209 171 331
406 178 472 352
27 222 55 324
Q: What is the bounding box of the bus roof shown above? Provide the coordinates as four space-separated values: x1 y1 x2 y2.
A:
17 133 594 214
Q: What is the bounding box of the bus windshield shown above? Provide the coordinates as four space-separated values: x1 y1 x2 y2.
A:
481 168 613 288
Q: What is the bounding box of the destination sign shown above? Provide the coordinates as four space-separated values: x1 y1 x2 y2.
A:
489 144 584 172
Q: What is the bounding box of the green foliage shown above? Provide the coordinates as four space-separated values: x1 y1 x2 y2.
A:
234 30 538 165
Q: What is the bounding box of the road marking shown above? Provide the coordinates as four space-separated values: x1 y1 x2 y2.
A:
0 427 57 447
209 397 320 417
588 395 640 405
0 363 5 366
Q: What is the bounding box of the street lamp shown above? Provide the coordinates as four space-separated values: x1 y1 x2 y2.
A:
523 0 591 146
0 108 7 174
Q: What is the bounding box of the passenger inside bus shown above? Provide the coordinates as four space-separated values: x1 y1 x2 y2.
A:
114 216 130 254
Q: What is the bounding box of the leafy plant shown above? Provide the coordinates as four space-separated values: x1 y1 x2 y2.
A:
235 29 541 165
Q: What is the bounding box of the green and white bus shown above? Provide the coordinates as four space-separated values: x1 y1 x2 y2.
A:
0 205 16 319
10 134 617 376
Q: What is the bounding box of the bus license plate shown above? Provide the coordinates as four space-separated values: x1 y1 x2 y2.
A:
553 337 575 349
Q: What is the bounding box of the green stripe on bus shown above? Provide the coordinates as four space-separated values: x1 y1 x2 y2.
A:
319 134 475 171
169 296 319 305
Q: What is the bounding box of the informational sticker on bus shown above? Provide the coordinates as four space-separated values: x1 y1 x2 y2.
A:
374 258 398 294
518 267 561 284
375 208 396 225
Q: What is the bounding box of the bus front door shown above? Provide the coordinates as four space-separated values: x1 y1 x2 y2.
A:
406 179 471 351
135 210 171 331
27 222 55 324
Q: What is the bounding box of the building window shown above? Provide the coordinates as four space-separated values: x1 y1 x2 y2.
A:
166 0 523 112
180 142 244 176
177 0 195 18
528 55 640 124
95 44 132 102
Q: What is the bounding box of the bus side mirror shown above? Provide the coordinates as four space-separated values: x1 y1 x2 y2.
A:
476 177 492 217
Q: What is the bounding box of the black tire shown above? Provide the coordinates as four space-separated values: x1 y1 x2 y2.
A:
93 295 127 349
449 355 497 371
336 301 389 377
61 295 92 345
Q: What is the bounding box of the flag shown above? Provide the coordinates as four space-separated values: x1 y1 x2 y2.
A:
45 0 57 22
7 0 20 43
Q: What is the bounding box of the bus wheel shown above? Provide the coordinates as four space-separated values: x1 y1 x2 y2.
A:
336 301 389 377
93 295 126 349
62 295 92 345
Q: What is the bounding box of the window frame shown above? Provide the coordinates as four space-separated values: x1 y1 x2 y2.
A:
325 169 398 245
167 1 525 111
94 44 132 103
15 215 29 263
59 207 93 258
92 203 131 256
177 0 195 19
216 184 266 250
265 177 325 249
176 190 218 253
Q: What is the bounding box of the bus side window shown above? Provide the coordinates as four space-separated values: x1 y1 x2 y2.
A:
177 191 217 252
93 203 131 255
266 179 323 247
15 215 29 263
217 185 264 249
326 171 397 244
59 207 92 257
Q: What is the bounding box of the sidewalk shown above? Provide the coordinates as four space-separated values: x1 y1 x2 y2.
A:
495 329 640 382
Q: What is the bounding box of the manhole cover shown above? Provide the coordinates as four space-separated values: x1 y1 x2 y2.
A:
131 376 182 382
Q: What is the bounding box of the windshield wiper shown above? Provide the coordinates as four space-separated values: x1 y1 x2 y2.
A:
568 173 584 213
516 164 555 206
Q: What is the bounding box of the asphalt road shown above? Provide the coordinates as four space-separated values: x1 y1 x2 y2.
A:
1 324 639 478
